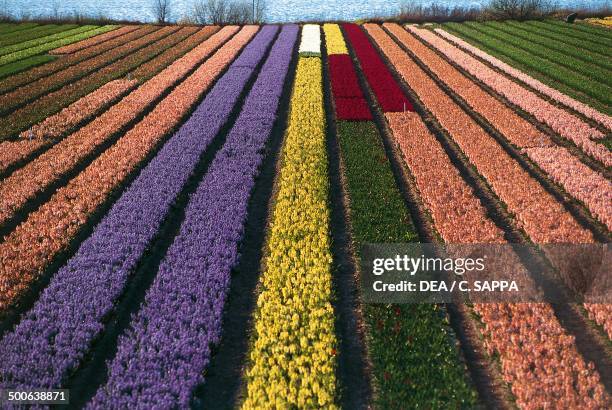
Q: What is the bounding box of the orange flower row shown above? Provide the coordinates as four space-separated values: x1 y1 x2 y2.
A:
383 24 611 337
0 26 258 314
382 23 593 244
50 25 140 55
0 26 235 228
389 26 611 233
0 27 180 141
369 23 608 408
0 26 156 95
386 109 608 410
0 26 218 178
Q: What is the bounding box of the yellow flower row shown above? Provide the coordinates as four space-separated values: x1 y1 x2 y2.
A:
242 56 338 409
585 17 612 27
323 24 348 55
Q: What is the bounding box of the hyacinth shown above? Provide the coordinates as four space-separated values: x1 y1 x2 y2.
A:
386 25 611 232
0 26 253 314
323 23 348 55
406 26 611 167
368 24 608 409
243 55 338 409
434 28 612 132
50 25 139 54
0 25 288 406
343 23 413 113
91 25 297 408
0 25 155 96
0 25 117 66
299 24 321 56
0 25 178 140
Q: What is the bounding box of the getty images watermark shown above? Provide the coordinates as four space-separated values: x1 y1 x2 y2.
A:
360 243 611 304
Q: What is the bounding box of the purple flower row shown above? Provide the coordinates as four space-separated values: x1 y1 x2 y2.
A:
89 24 298 409
0 25 277 392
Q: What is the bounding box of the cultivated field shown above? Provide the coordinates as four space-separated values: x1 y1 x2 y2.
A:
0 19 610 408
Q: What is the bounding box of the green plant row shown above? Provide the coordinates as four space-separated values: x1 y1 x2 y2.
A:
547 18 612 40
0 25 117 66
0 24 78 48
445 22 612 111
0 23 39 36
0 25 97 56
526 20 612 47
0 55 57 79
335 120 478 409
505 21 611 62
466 22 612 88
490 21 612 71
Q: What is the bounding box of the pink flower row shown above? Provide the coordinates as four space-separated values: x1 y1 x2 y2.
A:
0 26 257 314
384 24 612 337
0 79 135 176
391 25 612 232
385 23 593 244
434 28 612 132
368 24 608 408
384 110 608 409
0 26 230 228
50 25 140 55
407 26 611 167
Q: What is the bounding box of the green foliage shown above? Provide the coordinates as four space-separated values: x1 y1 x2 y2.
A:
0 55 56 79
0 23 39 36
0 25 117 65
0 24 78 47
526 20 611 47
445 22 612 113
336 120 478 409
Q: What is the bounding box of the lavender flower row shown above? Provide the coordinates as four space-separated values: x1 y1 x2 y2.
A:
89 24 298 409
0 25 277 391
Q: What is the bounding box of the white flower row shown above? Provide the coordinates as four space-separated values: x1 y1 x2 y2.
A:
299 24 321 56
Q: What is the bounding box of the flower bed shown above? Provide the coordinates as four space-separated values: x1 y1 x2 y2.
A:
0 25 117 65
299 24 321 56
0 26 156 95
243 56 338 409
91 26 298 408
328 54 372 120
367 24 608 408
0 26 283 399
0 26 179 138
323 23 348 55
0 27 217 177
435 28 612 131
342 23 412 113
396 26 611 230
0 24 79 48
407 26 611 167
50 25 139 54
0 26 252 313
0 25 101 56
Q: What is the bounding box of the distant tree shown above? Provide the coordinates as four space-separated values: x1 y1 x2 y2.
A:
192 0 265 24
151 0 173 23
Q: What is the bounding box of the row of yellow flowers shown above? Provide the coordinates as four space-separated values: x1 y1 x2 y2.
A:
242 42 339 408
585 16 612 27
323 24 348 55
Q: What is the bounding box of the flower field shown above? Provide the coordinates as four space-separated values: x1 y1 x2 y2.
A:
0 19 609 408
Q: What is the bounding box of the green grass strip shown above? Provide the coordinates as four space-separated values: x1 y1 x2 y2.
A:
526 20 611 47
0 23 38 36
505 21 611 62
336 120 477 409
494 21 612 71
0 54 56 79
0 25 97 56
0 24 78 47
0 25 117 66
467 22 612 87
445 22 612 110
